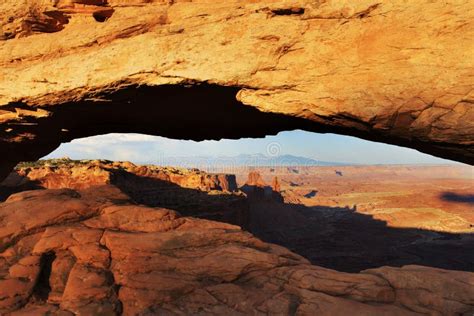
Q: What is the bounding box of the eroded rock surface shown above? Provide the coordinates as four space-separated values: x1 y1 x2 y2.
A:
1 158 247 225
2 159 474 274
0 0 473 181
241 171 284 203
5 158 237 193
0 186 473 315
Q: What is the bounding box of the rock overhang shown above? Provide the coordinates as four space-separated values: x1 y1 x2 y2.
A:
0 0 473 180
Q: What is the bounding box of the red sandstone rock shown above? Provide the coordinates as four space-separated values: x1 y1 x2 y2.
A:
4 159 237 193
242 171 284 203
1 159 247 227
245 171 267 188
0 186 472 315
0 0 473 184
271 176 281 193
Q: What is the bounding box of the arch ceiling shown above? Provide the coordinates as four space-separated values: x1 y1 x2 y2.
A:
0 0 473 180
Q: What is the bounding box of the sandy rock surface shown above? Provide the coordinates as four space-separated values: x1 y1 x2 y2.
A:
0 186 473 315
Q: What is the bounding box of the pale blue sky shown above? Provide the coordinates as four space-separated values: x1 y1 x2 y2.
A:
44 130 460 165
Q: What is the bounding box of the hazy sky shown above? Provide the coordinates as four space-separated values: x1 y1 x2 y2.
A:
44 130 459 165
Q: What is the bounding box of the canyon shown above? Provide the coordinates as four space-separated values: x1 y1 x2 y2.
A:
0 159 472 314
1 0 473 314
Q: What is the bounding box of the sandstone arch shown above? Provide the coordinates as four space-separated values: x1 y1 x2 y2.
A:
0 0 473 180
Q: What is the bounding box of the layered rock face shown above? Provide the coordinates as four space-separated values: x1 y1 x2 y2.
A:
0 0 473 181
6 159 238 193
1 159 247 225
1 186 473 315
241 171 283 202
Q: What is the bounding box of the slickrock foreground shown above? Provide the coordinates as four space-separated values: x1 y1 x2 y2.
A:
0 0 473 182
0 186 473 315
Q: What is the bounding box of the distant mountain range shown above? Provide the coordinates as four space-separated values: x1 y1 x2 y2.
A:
150 154 352 167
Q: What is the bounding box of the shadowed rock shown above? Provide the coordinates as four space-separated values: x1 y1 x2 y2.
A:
441 192 474 205
2 160 473 273
0 186 473 315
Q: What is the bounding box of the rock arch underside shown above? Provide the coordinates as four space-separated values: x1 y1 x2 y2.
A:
0 0 474 315
0 0 473 181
